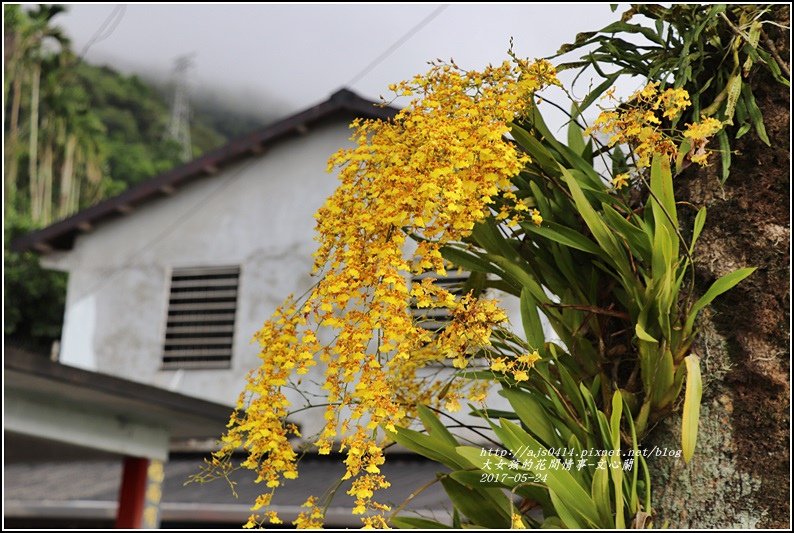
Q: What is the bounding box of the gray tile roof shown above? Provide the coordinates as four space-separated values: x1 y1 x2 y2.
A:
4 455 453 527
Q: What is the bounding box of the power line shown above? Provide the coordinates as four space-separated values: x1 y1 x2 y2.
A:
346 5 449 87
80 5 126 58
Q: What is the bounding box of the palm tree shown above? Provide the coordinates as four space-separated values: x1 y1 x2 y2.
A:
3 4 69 220
55 86 106 220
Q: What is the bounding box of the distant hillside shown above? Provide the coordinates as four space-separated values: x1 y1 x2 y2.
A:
74 61 270 193
4 3 275 353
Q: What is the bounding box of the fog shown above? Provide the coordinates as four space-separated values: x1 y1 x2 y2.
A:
54 3 637 127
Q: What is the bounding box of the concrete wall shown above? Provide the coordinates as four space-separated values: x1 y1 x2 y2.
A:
43 118 527 440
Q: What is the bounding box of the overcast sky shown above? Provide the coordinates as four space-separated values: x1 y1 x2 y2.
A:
52 3 635 124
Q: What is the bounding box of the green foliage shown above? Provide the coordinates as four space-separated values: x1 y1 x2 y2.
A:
71 61 234 190
390 389 651 529
393 9 772 525
556 4 790 182
3 5 269 351
5 5 270 217
4 214 67 350
393 100 753 528
467 105 751 435
681 354 702 463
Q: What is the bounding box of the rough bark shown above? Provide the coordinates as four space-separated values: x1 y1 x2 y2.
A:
648 7 790 528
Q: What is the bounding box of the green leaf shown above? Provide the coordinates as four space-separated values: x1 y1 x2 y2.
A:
675 138 692 175
742 21 762 75
735 122 752 139
689 207 707 254
522 220 603 255
556 153 605 191
650 154 679 257
611 146 628 176
609 390 622 450
754 47 791 86
651 348 675 408
498 420 601 526
722 72 742 125
594 411 612 453
417 404 459 448
610 397 625 529
484 279 521 297
742 83 770 146
550 489 585 529
450 470 501 487
567 104 586 156
597 20 666 45
621 396 641 514
440 246 494 275
589 373 601 401
591 457 613 528
511 123 561 176
391 516 451 529
472 218 517 261
527 101 557 143
717 129 731 184
635 322 658 343
682 354 702 462
389 426 469 470
486 253 553 310
559 167 631 282
557 364 587 420
541 516 566 528
601 204 651 263
466 407 519 419
577 73 620 114
684 267 756 334
500 387 561 449
634 399 651 439
520 287 546 350
547 244 588 304
529 180 552 217
651 222 673 284
439 477 511 528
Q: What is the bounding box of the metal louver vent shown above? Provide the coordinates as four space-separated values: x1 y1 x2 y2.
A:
410 272 472 333
162 266 239 369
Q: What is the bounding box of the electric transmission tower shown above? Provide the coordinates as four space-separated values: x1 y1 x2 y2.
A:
165 54 194 162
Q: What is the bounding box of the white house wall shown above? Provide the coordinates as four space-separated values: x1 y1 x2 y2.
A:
44 122 349 434
44 119 528 440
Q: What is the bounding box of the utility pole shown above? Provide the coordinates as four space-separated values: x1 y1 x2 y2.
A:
165 54 194 162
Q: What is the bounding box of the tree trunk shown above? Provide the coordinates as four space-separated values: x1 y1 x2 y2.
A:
3 28 19 109
71 147 83 214
41 139 54 225
58 133 76 219
648 7 790 528
28 62 40 223
5 75 23 209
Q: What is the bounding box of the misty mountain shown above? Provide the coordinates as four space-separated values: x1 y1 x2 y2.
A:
73 61 274 191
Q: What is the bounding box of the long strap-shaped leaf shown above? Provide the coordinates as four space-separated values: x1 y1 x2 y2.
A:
559 165 638 298
683 267 756 336
681 354 702 462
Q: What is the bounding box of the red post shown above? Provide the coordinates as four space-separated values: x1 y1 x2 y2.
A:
115 456 149 528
